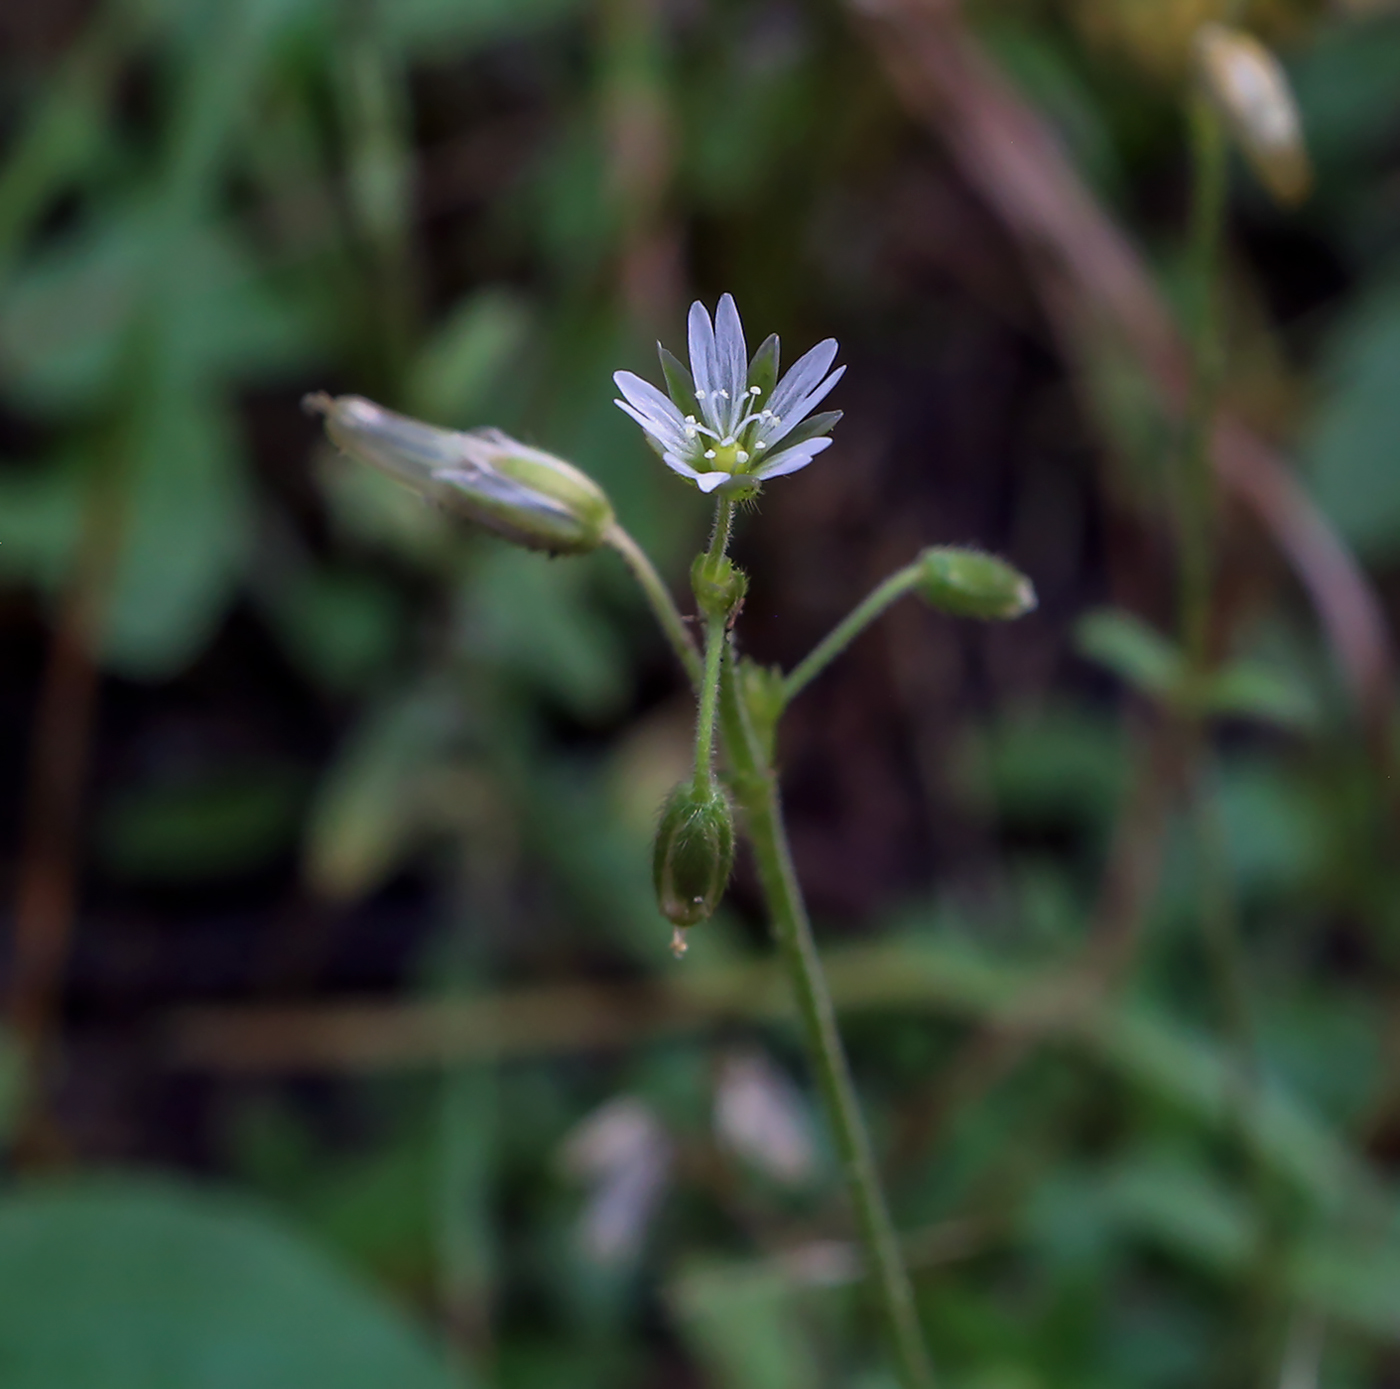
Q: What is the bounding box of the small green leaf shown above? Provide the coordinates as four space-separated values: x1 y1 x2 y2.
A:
1205 661 1317 730
1075 608 1185 702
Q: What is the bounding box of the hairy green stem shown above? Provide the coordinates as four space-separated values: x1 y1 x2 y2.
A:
783 564 921 704
693 613 726 794
707 496 735 562
720 652 935 1389
604 522 701 687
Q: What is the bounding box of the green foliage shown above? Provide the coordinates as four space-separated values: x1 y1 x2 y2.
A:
0 1179 458 1389
0 0 1399 1385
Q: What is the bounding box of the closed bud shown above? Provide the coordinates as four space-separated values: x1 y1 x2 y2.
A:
914 547 1036 620
306 393 614 555
1194 25 1311 207
652 782 734 934
690 553 748 620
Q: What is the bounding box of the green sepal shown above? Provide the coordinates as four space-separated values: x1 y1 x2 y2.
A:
659 346 701 419
1076 609 1184 702
747 334 780 406
691 553 748 620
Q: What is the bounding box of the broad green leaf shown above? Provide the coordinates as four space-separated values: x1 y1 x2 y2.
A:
0 1177 460 1389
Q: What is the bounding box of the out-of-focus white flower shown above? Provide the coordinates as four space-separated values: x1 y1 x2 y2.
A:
1194 24 1311 207
614 295 843 497
714 1050 817 1186
560 1096 672 1266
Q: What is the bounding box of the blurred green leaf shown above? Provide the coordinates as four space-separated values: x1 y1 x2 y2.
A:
1075 608 1184 702
264 566 404 693
1205 660 1317 730
373 0 583 57
0 462 82 591
101 388 252 679
464 548 628 719
670 1259 828 1389
407 289 533 427
1304 273 1400 561
0 1178 460 1389
304 685 460 900
97 766 304 882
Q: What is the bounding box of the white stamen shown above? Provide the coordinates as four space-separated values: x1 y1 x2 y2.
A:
684 427 697 438
704 449 716 459
685 414 696 423
736 450 749 463
755 441 767 449
718 388 729 399
696 389 707 398
749 385 761 395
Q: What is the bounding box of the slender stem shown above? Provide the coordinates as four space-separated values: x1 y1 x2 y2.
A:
1178 94 1227 674
604 522 701 687
719 651 935 1389
784 565 921 705
693 614 726 795
707 496 735 562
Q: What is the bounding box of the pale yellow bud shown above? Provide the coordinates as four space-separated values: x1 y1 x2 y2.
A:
1195 24 1311 207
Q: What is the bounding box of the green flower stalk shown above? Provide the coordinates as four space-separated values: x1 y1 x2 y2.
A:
306 393 614 555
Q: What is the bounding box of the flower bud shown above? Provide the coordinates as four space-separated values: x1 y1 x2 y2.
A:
914 547 1036 620
1194 25 1311 207
306 393 614 555
690 553 748 620
652 781 734 932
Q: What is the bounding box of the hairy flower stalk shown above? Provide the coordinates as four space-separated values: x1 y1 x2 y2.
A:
613 294 844 497
617 298 937 1387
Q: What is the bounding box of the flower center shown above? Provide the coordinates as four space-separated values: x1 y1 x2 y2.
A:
707 439 752 474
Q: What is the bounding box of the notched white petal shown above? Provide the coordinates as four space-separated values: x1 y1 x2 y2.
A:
687 301 720 416
768 339 839 419
714 293 749 433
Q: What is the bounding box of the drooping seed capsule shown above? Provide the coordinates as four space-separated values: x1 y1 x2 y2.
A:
306 393 614 556
1194 24 1311 207
652 781 735 935
914 547 1037 621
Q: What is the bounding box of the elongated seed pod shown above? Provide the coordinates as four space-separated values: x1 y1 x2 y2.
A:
914 547 1037 620
306 393 614 556
652 782 734 931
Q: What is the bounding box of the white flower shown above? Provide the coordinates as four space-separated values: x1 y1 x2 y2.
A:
613 294 844 496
